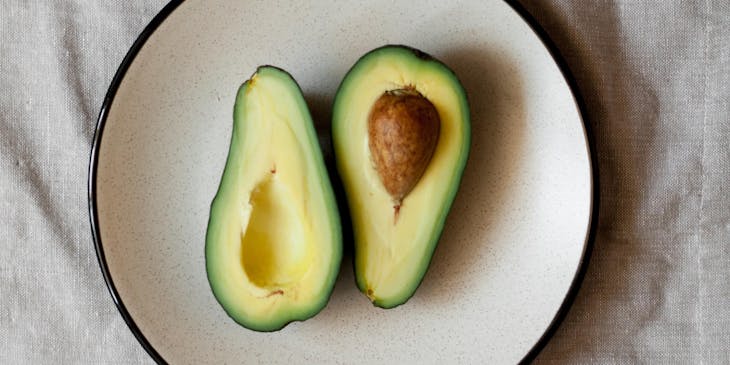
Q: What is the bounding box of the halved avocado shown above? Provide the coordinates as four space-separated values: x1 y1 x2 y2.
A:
332 45 470 308
206 66 341 331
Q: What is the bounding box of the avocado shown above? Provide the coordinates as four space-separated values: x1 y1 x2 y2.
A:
332 45 470 308
206 66 342 331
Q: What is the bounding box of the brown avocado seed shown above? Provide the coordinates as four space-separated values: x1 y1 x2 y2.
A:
367 87 440 211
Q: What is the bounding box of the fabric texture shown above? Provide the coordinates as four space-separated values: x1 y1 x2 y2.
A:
0 1 727 363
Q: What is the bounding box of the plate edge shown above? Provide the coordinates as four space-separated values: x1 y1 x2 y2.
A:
504 1 600 364
87 1 185 364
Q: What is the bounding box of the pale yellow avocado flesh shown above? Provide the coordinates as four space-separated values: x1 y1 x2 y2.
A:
333 46 470 308
206 67 341 331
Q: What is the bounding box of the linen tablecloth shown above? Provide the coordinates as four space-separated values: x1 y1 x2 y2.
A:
1 1 728 363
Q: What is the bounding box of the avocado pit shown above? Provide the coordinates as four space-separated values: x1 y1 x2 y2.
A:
367 87 441 214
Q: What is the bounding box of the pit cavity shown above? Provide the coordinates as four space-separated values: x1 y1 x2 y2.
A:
240 175 311 288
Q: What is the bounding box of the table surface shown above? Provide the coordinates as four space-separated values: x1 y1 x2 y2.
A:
1 1 728 363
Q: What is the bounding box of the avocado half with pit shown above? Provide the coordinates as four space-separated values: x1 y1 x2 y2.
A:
206 66 342 331
332 45 470 308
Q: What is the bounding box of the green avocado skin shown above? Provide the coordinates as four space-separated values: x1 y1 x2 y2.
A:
332 45 471 309
206 66 342 332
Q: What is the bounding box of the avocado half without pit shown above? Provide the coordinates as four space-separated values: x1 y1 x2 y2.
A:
333 45 471 308
206 66 342 331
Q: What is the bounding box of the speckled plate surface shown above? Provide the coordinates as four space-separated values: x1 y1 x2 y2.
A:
89 0 597 363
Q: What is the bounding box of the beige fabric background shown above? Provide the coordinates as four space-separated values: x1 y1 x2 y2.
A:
0 1 728 363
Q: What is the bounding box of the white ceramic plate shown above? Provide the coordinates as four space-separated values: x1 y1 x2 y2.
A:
89 0 597 363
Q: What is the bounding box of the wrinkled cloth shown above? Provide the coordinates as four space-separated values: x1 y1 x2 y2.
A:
0 1 727 363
